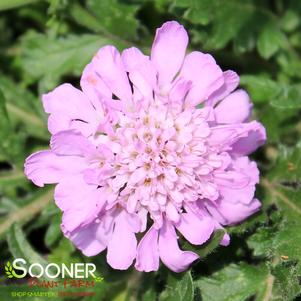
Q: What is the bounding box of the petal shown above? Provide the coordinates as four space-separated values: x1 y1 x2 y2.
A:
207 70 239 106
55 176 106 232
219 157 259 205
206 198 261 225
80 62 111 110
128 167 147 185
169 78 192 113
107 212 137 270
158 221 199 272
122 47 156 97
151 21 188 85
180 52 224 107
92 45 132 101
50 130 96 156
24 150 85 187
213 220 231 246
215 90 252 124
220 233 230 246
175 210 215 245
42 83 98 136
209 121 266 153
66 224 105 257
166 202 180 223
65 212 115 257
135 225 160 272
231 121 267 155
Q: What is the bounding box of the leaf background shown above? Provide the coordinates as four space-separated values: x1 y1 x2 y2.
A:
0 0 301 300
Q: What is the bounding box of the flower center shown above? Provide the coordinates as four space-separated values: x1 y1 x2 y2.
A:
100 101 220 225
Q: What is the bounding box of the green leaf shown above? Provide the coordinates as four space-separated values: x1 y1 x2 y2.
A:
257 22 287 59
0 169 27 193
0 196 20 214
240 75 281 103
44 213 62 248
48 238 78 265
262 144 301 268
281 10 300 33
207 2 255 50
257 104 296 143
18 32 120 91
0 88 23 164
0 0 39 11
182 230 225 259
271 261 301 300
256 143 301 299
86 0 139 39
0 75 48 139
276 52 301 79
6 223 48 277
270 84 301 109
195 263 268 301
160 271 194 301
173 0 214 26
241 75 301 109
0 189 53 240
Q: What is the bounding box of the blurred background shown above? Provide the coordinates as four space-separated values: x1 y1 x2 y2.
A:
0 0 301 300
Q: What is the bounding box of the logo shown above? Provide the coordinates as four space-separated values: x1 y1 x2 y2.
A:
4 261 24 279
1 258 103 299
2 258 103 281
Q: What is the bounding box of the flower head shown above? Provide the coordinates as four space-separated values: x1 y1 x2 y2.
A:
25 21 266 272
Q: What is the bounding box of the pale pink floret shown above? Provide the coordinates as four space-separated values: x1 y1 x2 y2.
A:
24 21 266 272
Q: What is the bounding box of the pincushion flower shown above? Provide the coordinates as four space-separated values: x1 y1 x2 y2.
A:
24 21 266 273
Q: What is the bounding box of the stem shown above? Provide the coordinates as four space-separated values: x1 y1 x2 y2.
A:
0 0 40 11
0 189 53 238
6 103 45 128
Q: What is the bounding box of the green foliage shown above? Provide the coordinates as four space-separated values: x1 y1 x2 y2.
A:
195 263 268 301
7 223 48 268
0 0 301 300
18 32 117 90
160 271 194 301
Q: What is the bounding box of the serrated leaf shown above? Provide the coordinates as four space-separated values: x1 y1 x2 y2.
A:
18 32 120 91
241 75 301 109
0 189 53 240
240 75 281 103
6 223 48 277
0 88 22 163
259 143 301 299
44 213 62 247
173 0 214 25
257 22 287 59
262 144 301 267
0 75 46 134
206 0 255 50
160 271 194 301
86 0 139 39
270 84 301 109
195 263 268 301
182 229 224 258
271 261 301 300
